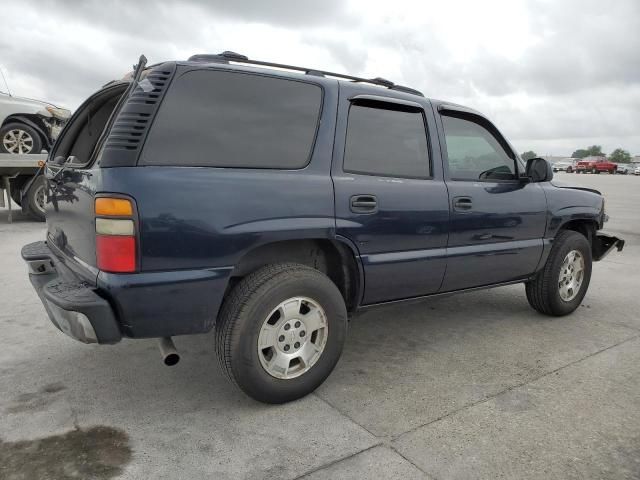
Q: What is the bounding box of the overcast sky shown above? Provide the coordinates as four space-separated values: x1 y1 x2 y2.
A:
1 0 638 156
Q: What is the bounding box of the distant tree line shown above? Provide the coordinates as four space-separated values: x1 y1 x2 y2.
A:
520 145 634 163
608 148 632 163
571 145 604 159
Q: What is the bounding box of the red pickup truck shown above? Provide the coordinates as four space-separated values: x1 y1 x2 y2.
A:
575 156 616 174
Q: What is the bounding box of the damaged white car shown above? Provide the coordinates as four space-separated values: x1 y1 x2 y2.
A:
0 90 70 154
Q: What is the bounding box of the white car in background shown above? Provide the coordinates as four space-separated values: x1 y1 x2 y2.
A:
617 163 632 174
0 90 70 154
618 162 640 175
552 159 576 173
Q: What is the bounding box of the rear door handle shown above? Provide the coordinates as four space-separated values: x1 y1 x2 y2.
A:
453 196 472 211
350 195 378 214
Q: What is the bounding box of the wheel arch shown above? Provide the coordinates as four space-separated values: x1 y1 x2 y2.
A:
558 218 599 245
227 238 363 312
536 215 600 273
2 114 50 148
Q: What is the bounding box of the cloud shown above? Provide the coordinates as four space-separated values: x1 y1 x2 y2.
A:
1 0 638 155
464 0 640 96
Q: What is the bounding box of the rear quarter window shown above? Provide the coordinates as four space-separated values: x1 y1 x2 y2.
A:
140 70 322 169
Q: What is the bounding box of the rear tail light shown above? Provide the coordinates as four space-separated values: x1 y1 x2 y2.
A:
95 197 137 273
95 197 133 216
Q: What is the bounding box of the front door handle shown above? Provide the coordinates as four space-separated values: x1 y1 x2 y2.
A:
350 195 378 214
453 196 472 211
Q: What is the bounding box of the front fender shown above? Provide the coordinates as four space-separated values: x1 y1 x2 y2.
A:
547 206 602 237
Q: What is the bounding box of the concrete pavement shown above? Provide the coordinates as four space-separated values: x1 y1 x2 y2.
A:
0 172 638 479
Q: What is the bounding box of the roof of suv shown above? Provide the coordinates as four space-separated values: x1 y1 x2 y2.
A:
142 52 485 119
180 51 425 98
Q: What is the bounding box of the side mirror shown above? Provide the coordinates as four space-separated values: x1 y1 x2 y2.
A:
525 157 554 182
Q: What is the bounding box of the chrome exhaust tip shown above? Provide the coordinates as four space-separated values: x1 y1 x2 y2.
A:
158 337 180 366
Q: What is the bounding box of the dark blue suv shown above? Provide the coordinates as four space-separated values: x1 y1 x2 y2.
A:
22 52 623 403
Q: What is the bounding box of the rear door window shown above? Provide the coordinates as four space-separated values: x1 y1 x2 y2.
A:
343 103 430 179
140 70 322 169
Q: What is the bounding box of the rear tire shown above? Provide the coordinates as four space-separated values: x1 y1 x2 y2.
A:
25 175 46 221
9 180 23 206
526 231 592 316
215 263 348 403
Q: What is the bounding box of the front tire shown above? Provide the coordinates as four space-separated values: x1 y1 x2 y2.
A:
215 263 348 403
526 231 592 316
0 123 43 154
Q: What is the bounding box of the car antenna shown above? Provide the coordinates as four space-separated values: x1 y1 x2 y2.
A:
0 65 12 96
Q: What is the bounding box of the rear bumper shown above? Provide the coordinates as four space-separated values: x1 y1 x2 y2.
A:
22 240 233 343
22 241 121 344
593 233 625 261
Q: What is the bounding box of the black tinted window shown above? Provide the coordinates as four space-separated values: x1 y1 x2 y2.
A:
442 115 515 181
141 70 322 168
343 104 430 178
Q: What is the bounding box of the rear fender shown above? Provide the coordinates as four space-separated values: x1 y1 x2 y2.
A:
334 234 366 307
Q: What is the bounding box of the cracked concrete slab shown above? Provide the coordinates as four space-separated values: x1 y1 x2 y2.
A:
392 336 640 480
299 445 431 479
315 288 637 437
0 328 378 480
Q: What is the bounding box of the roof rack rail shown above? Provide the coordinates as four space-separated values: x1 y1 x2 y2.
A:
187 51 424 97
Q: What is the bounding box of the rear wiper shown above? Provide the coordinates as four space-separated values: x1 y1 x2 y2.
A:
90 54 148 164
127 54 148 92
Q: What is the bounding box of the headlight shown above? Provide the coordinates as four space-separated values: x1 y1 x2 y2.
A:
46 106 71 120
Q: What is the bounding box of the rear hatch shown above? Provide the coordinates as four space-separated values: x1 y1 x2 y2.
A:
44 56 174 280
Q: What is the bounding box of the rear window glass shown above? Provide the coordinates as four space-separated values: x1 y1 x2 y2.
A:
343 104 430 179
140 70 322 168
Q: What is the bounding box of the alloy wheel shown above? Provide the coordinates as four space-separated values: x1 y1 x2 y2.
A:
257 296 328 379
2 129 34 154
34 184 46 213
558 250 585 301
